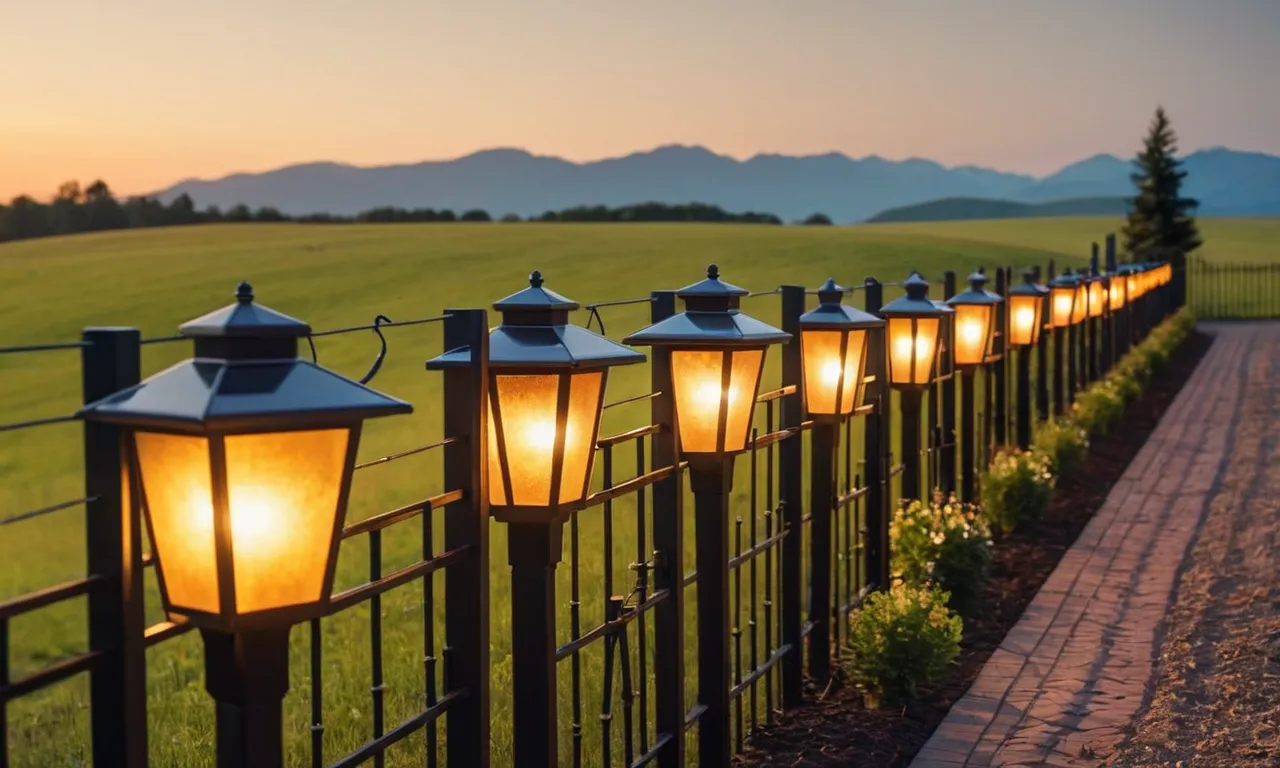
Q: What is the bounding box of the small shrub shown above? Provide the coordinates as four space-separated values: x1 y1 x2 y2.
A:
980 449 1055 535
845 582 963 708
1073 378 1126 435
890 492 992 615
1033 419 1090 478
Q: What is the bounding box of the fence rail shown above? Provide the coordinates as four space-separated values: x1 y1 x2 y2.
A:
1187 257 1280 319
0 236 1185 768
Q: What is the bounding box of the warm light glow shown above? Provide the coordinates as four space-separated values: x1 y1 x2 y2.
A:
1109 280 1127 309
1071 285 1088 324
488 372 604 507
671 348 765 453
1087 281 1105 318
1008 295 1043 346
951 304 992 367
134 428 351 617
886 317 939 386
1050 289 1075 328
801 329 867 416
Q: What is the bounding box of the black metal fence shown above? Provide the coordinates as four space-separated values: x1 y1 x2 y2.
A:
1186 256 1280 319
0 239 1183 768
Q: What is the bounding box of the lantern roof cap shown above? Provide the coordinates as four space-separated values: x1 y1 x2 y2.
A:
946 268 1004 307
79 283 411 431
1009 267 1050 296
179 282 312 338
880 271 946 317
622 266 790 347
492 270 579 312
798 278 885 329
675 264 749 299
428 272 645 370
1049 269 1083 288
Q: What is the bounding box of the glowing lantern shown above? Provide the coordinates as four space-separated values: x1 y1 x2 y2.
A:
1086 275 1106 318
1108 269 1128 310
1007 268 1049 346
623 265 789 457
427 271 645 520
797 278 885 420
878 272 946 390
944 270 1003 368
78 282 412 631
1049 270 1082 328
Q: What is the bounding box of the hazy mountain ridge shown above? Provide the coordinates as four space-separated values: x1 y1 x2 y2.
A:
156 145 1280 223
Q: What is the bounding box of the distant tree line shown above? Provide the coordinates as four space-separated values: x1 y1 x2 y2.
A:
0 180 840 245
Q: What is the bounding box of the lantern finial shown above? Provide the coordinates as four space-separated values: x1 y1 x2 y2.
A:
903 271 930 300
707 264 720 280
236 281 254 303
967 270 988 291
529 270 544 288
817 278 843 305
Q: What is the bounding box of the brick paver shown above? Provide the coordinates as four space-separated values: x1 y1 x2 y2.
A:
911 325 1257 768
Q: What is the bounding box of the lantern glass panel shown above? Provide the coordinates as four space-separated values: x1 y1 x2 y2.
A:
1109 281 1126 309
887 317 939 386
1072 285 1088 324
1009 295 1042 346
1050 287 1074 327
558 371 605 505
135 431 220 614
1127 275 1138 298
670 348 764 454
1088 282 1105 318
952 304 992 366
801 328 866 416
224 428 350 614
724 349 765 452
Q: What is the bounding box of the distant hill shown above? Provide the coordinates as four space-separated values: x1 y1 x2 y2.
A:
866 196 1130 224
155 145 1280 224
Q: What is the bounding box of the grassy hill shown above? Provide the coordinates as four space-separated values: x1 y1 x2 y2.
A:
0 217 1274 766
865 196 1130 223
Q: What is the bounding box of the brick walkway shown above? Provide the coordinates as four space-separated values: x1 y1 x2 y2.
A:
911 325 1254 768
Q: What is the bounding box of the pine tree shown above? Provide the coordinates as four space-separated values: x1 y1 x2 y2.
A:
1122 107 1201 265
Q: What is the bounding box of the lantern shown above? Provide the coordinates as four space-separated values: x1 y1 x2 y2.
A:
427 271 644 522
1086 274 1106 318
879 272 946 390
1049 270 1082 328
1007 268 1049 346
1072 276 1089 324
78 282 413 632
622 265 789 457
945 270 1003 368
797 278 885 420
1108 269 1128 310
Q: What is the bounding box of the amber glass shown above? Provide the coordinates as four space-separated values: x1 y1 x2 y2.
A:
1127 274 1139 299
1109 279 1127 310
801 328 867 416
952 305 993 367
671 348 765 454
1072 285 1088 324
135 431 220 614
1088 281 1105 318
557 372 605 505
224 428 350 614
1008 295 1043 346
887 317 939 387
1050 287 1075 328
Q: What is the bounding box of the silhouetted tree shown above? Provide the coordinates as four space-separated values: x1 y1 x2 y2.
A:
1123 107 1201 264
226 204 253 222
460 209 491 222
253 207 287 222
802 213 833 226
500 213 522 222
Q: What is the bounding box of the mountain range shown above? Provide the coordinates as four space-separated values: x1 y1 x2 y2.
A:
155 145 1280 224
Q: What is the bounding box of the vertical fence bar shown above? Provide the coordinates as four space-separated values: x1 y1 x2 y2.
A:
807 421 837 682
82 327 146 768
1016 339 1032 450
1036 265 1051 422
441 308 490 768
1088 244 1100 383
941 272 957 495
778 285 805 709
370 530 386 768
862 279 889 589
993 268 1008 448
647 290 686 768
0 618 8 768
959 369 976 502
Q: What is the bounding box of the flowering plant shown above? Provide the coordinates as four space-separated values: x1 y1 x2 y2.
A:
846 582 962 708
1033 419 1090 478
980 448 1055 535
890 491 992 615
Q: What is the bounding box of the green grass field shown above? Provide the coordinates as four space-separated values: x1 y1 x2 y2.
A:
0 216 1275 766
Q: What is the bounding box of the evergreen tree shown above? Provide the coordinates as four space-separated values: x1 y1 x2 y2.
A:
1122 107 1201 264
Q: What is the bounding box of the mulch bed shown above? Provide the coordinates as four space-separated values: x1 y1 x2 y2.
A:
734 329 1216 767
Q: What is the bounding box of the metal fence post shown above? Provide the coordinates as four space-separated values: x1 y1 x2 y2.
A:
1035 264 1050 423
940 272 957 496
861 279 890 590
82 327 146 768
807 419 837 683
778 285 805 710
993 268 1008 448
647 290 686 768
441 309 491 768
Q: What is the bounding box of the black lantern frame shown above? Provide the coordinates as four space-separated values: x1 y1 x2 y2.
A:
945 269 1004 368
1007 268 1050 346
796 278 885 422
878 271 948 392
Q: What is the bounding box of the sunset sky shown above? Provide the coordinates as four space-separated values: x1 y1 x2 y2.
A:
2 0 1278 201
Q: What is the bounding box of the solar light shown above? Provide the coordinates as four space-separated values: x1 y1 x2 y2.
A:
797 278 884 421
